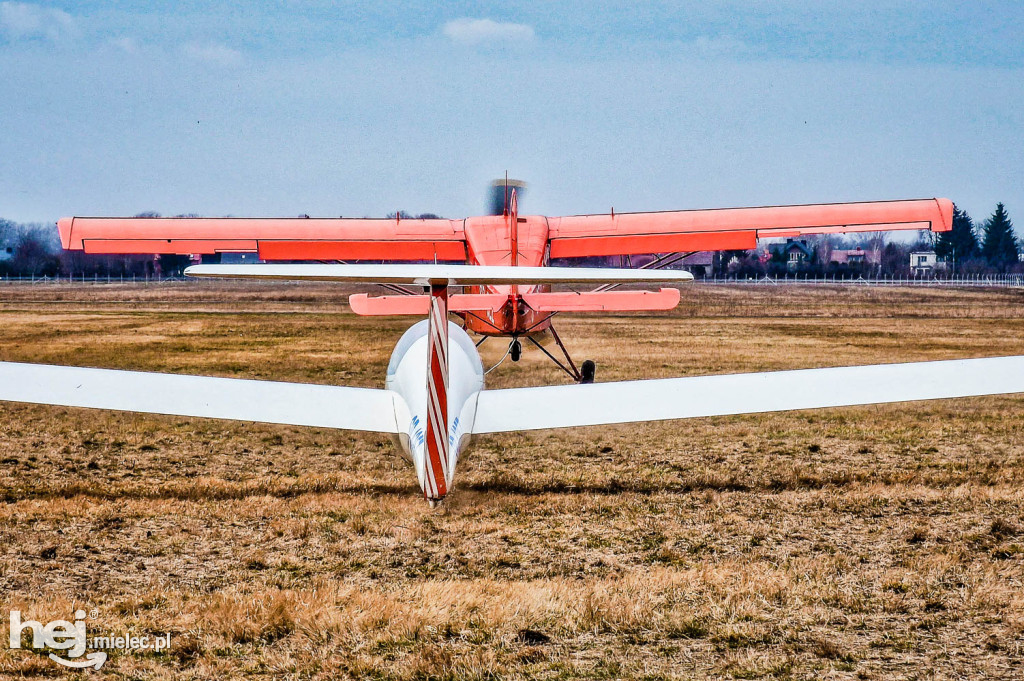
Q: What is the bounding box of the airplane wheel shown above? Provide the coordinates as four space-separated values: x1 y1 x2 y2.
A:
581 360 596 384
510 339 522 362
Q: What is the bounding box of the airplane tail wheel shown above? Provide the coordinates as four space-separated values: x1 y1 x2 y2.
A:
581 360 596 384
510 339 522 362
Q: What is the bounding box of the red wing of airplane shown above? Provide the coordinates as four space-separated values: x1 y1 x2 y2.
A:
546 199 952 257
58 198 952 258
57 216 469 261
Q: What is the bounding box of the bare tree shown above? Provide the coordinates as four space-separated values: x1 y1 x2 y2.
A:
13 226 57 276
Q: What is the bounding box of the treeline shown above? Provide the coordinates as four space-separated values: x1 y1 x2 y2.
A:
0 216 191 278
934 203 1018 273
0 219 62 277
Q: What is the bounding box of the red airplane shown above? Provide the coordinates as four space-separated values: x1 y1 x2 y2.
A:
57 184 953 381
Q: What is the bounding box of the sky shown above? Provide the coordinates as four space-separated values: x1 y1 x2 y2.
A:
0 1 1022 229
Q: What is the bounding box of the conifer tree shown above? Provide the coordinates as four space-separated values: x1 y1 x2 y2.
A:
935 205 979 273
981 203 1018 271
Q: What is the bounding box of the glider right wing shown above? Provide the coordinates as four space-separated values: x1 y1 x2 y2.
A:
472 355 1024 433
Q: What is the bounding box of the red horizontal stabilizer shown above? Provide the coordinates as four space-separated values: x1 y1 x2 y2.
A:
521 288 681 312
349 293 508 316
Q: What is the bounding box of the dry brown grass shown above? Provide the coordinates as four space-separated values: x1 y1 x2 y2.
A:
0 282 1022 679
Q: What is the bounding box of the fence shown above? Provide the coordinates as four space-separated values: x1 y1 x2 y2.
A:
1 273 1023 288
701 274 1024 288
0 274 189 284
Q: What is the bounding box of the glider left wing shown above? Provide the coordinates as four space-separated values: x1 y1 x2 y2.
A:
0 361 403 433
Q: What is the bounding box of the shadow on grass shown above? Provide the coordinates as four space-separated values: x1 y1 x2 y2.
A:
3 463 1009 503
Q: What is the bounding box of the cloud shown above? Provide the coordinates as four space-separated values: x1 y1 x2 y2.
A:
108 36 139 54
442 18 535 45
0 1 74 42
180 42 244 67
681 35 750 59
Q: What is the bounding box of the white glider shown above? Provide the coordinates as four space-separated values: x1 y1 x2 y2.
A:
0 264 1021 505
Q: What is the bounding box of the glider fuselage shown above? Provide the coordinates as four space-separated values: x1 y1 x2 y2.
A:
385 319 483 502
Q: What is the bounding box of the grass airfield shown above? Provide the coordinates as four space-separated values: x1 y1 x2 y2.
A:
0 282 1022 680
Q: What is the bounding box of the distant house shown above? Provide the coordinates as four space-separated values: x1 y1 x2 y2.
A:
830 247 880 267
910 251 938 276
677 251 714 277
771 239 813 271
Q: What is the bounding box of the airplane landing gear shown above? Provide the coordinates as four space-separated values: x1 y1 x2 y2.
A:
486 324 593 384
518 323 596 385
581 360 596 384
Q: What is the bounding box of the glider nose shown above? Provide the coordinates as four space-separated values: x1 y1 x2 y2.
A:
420 476 447 507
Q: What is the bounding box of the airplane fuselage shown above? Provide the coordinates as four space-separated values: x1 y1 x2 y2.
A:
462 214 553 336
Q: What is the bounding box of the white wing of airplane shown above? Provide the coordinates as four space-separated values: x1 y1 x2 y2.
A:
0 361 402 433
183 263 694 285
471 355 1024 433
